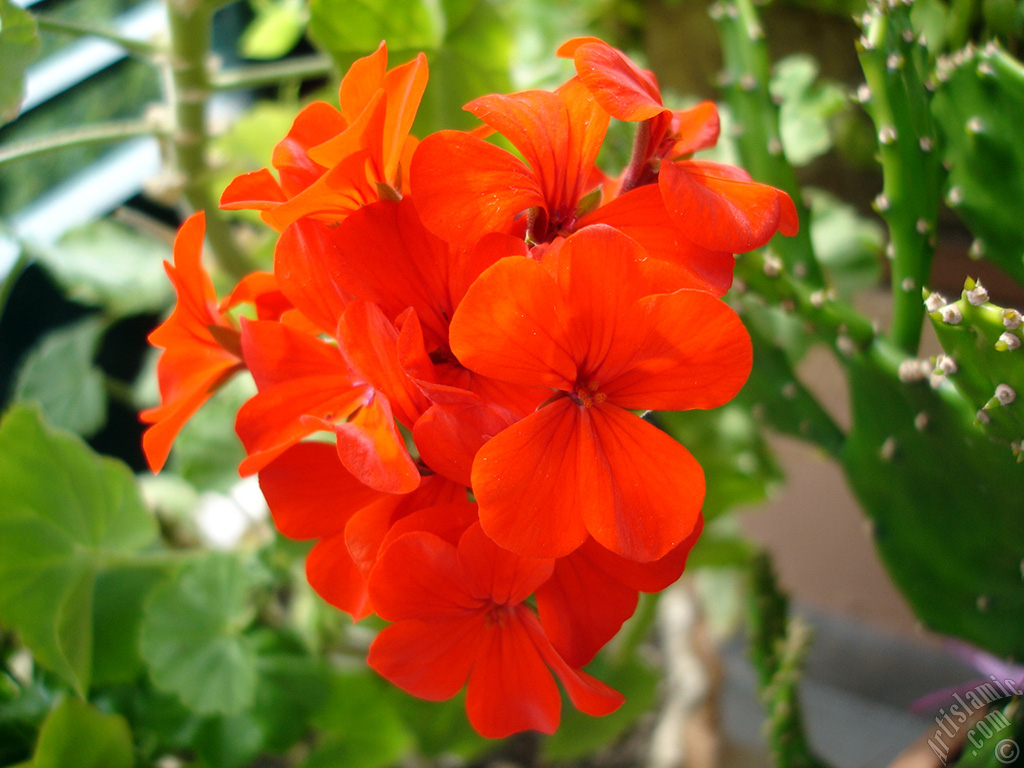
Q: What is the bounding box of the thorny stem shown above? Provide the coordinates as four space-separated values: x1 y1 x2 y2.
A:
713 0 824 287
736 249 877 354
0 119 163 166
34 14 164 58
164 0 253 279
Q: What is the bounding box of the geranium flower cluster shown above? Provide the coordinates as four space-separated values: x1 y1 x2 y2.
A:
141 37 797 738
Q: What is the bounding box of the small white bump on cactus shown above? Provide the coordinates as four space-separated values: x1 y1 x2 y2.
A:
969 239 985 259
915 218 930 234
924 291 947 313
874 193 891 212
977 409 991 424
878 126 898 145
976 595 991 612
809 290 826 309
901 277 916 292
946 186 964 205
856 84 872 103
939 304 963 324
966 116 984 134
995 384 1017 405
1003 309 1022 330
914 412 929 431
935 354 958 374
966 282 989 305
739 73 757 91
885 242 896 260
879 437 897 461
781 382 798 400
919 137 933 152
886 52 904 71
767 137 783 156
996 332 1021 351
836 335 856 357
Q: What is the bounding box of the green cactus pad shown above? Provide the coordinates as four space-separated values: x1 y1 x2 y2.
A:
926 279 1024 456
932 42 1024 284
842 349 1024 660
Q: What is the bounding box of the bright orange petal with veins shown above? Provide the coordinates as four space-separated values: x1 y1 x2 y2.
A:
559 38 664 121
273 219 352 334
379 53 428 181
141 213 242 471
338 41 387 119
473 398 593 559
329 394 420 494
369 617 482 700
457 524 554 606
258 442 387 539
578 404 704 562
369 532 485 621
307 534 373 620
597 290 753 412
465 607 562 738
665 101 720 158
660 160 797 253
272 101 348 195
466 81 608 223
449 256 576 390
219 168 287 211
413 399 516 486
534 545 638 667
410 130 543 248
579 186 735 295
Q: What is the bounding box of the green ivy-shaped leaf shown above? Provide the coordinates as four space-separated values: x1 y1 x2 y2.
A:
25 698 133 768
139 553 258 716
0 0 40 126
34 219 173 318
240 0 306 60
14 318 107 438
308 0 442 60
0 406 157 695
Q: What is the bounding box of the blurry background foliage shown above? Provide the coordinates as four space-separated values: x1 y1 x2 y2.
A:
1 0 1024 766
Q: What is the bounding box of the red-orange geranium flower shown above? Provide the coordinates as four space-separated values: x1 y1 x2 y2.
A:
141 213 245 471
259 442 466 619
410 77 609 248
367 522 623 737
221 41 427 232
559 37 799 253
448 225 752 562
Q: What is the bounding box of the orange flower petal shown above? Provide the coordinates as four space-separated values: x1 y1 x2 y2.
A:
307 533 373 620
449 256 576 390
473 398 592 559
579 405 704 562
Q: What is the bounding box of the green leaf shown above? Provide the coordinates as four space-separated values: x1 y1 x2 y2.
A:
139 553 258 716
306 670 414 768
90 565 166 686
34 219 174 318
0 0 40 126
413 0 513 135
308 0 443 59
240 0 306 60
772 54 846 167
14 318 107 438
28 698 133 768
807 190 884 298
0 406 157 695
